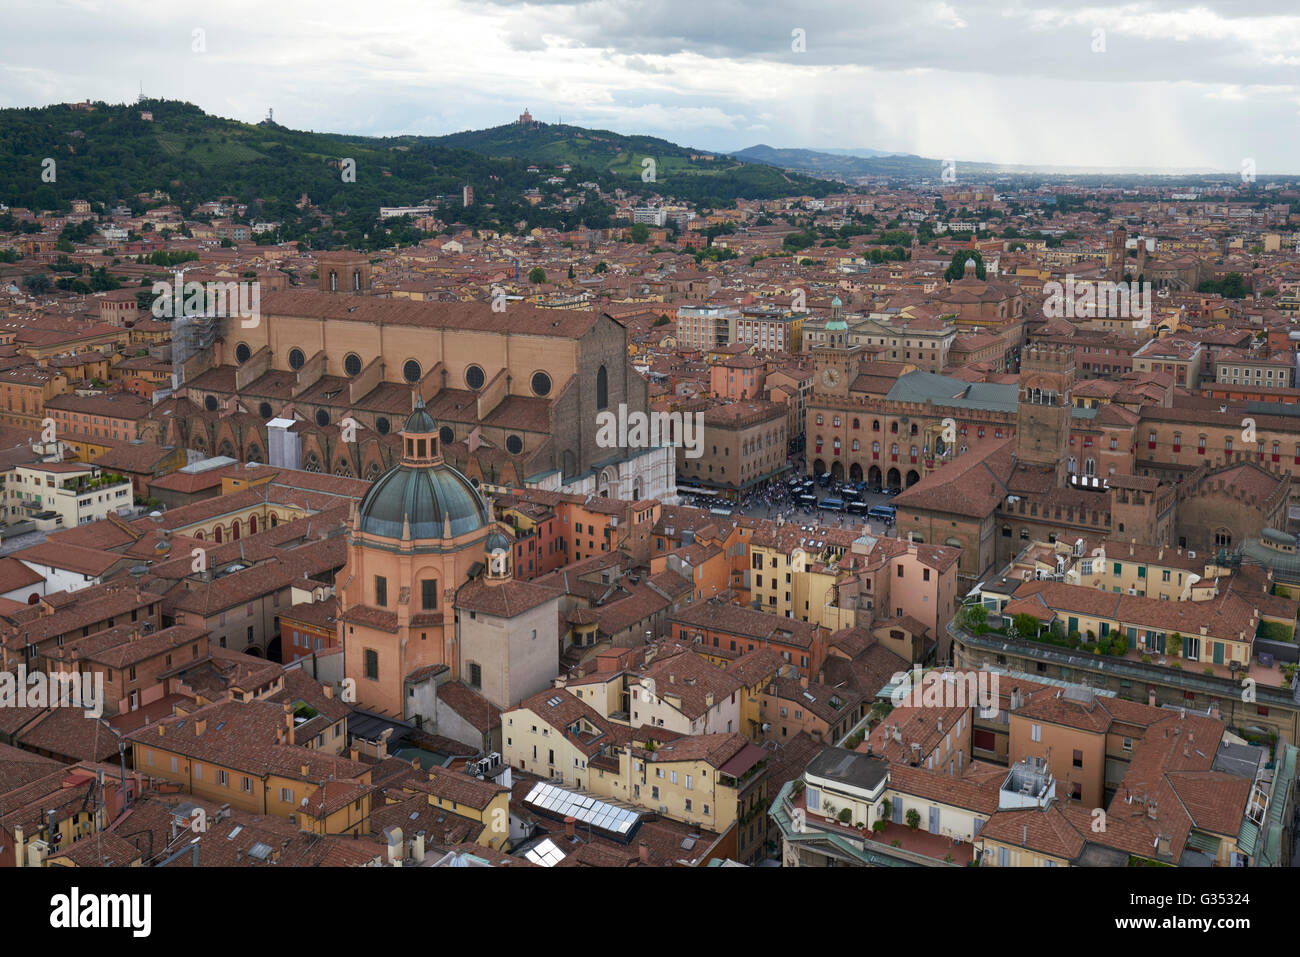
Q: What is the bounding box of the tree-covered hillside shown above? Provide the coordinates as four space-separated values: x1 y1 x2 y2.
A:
0 100 835 232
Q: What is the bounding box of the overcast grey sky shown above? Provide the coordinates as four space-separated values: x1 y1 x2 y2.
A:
3 0 1298 171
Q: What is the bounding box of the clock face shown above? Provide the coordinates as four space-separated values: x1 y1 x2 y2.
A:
822 367 841 387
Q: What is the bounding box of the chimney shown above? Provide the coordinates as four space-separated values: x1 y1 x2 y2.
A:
412 831 426 864
300 763 310 777
195 718 206 736
800 675 809 689
638 840 649 864
1147 688 1157 707
384 826 404 865
565 816 576 839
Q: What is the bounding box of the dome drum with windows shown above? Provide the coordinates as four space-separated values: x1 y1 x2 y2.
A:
356 397 491 540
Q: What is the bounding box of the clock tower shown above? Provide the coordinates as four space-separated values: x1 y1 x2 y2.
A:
812 297 861 397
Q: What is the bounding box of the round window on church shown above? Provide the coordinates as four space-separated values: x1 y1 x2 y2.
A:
316 409 330 427
440 426 455 446
403 359 422 383
465 364 485 390
258 402 273 419
344 352 362 377
506 434 523 455
531 371 552 397
204 395 218 412
376 417 390 435
288 348 305 370
235 342 251 364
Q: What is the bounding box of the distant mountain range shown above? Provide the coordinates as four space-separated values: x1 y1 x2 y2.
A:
813 147 920 159
729 144 1249 182
427 122 837 204
2 98 1287 231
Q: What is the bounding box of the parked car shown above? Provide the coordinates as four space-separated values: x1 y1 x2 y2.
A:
821 497 845 511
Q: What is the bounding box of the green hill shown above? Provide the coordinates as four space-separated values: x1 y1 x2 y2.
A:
0 100 835 236
430 121 837 204
0 100 562 225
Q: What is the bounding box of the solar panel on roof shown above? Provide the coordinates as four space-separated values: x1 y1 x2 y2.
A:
522 781 644 838
524 837 566 867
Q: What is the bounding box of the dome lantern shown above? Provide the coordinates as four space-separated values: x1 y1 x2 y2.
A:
400 396 441 467
355 396 490 541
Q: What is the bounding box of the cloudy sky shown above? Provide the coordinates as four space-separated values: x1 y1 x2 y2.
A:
4 0 1299 172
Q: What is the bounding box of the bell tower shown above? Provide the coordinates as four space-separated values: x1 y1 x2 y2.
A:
317 250 371 295
1105 227 1127 283
1015 344 1075 485
813 296 861 396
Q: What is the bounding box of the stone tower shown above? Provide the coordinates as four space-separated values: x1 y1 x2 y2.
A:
812 297 860 395
1105 227 1127 283
317 250 371 295
1015 344 1075 485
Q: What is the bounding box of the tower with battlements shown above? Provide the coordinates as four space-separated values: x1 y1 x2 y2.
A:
1015 344 1075 484
1105 227 1127 283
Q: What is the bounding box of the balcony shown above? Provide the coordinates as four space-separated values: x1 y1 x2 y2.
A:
864 820 975 865
773 783 966 867
60 472 127 494
950 621 1299 704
